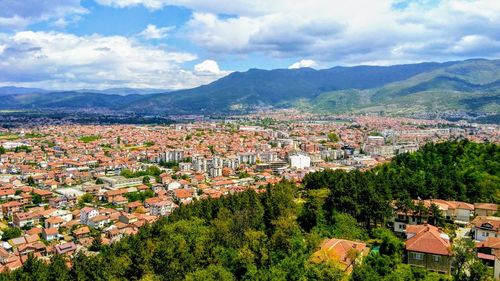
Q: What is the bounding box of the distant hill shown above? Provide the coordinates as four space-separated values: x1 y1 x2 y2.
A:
0 86 47 95
74 88 171 96
1 59 499 116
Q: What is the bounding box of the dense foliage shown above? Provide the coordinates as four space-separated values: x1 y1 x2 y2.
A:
304 140 500 204
1 183 347 280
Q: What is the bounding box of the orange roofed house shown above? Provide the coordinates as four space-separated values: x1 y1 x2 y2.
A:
472 216 500 241
311 238 369 273
405 224 452 274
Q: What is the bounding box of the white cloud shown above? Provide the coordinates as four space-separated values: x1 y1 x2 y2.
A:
288 59 317 69
0 31 230 90
96 0 500 65
194 59 231 76
0 0 86 29
139 24 174 39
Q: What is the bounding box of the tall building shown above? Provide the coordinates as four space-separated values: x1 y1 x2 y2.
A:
160 150 184 162
289 154 311 169
238 153 256 164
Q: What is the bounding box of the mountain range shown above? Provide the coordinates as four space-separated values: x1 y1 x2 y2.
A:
1 59 499 115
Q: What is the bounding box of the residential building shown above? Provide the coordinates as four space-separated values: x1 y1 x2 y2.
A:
475 203 498 217
405 224 452 274
99 176 142 189
13 212 41 228
80 207 99 225
311 238 369 273
472 216 500 241
148 199 175 216
42 227 59 242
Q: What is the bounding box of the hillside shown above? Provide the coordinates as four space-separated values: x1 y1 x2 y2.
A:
0 59 499 115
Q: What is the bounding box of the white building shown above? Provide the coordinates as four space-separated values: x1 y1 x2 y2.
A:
149 200 175 216
472 216 500 241
160 150 184 163
99 176 142 189
289 154 311 169
88 215 109 229
238 153 256 165
80 207 99 225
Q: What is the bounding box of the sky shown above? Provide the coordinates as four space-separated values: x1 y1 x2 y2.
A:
0 0 500 90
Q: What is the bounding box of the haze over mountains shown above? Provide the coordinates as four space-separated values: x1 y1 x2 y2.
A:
1 59 499 115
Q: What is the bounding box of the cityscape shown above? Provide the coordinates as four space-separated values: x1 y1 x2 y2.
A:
0 0 500 280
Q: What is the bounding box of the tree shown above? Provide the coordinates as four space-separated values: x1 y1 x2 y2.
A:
89 235 103 252
48 255 72 281
305 262 344 281
327 132 340 143
428 203 445 226
1 227 22 241
185 265 235 281
78 193 94 208
32 193 42 205
27 176 36 186
452 239 489 281
0 146 5 155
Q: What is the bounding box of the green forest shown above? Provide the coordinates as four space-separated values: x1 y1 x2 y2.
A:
1 140 498 281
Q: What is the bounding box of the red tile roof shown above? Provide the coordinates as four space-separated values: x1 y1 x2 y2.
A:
405 224 451 256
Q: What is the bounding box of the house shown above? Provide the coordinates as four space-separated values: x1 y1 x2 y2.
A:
311 238 369 273
49 209 73 223
112 195 128 206
88 215 109 229
392 208 425 233
0 247 22 272
472 216 500 241
392 199 475 232
125 201 143 213
32 188 53 200
72 226 90 239
0 201 23 218
103 189 127 203
49 196 77 208
45 216 64 229
80 207 99 224
426 199 474 223
13 212 41 228
172 188 194 204
405 224 452 274
476 237 500 266
119 213 138 224
54 242 76 256
0 189 15 200
42 228 59 242
167 181 181 191
148 199 175 216
475 203 498 217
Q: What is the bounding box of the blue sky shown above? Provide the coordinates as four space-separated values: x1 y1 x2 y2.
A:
0 0 499 90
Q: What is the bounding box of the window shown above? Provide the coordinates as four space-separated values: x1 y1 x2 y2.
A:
433 255 440 262
413 253 424 260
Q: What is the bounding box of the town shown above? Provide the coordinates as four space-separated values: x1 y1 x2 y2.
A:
0 112 499 279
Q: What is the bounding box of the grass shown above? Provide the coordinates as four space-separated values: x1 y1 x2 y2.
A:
24 133 45 139
0 133 19 141
79 135 101 143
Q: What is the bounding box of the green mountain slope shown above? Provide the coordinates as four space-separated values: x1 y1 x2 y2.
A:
0 59 499 115
306 59 500 114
